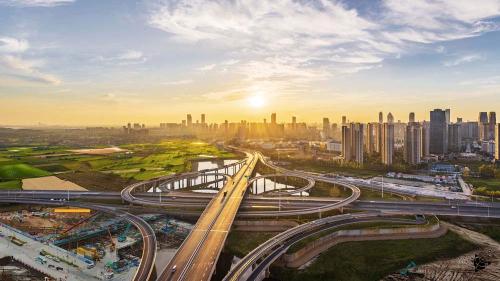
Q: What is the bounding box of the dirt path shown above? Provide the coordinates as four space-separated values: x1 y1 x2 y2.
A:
382 223 500 281
441 222 500 251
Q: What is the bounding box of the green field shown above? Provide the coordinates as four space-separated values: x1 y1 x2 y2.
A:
0 163 51 179
224 231 276 257
270 231 478 281
0 180 22 190
0 140 237 190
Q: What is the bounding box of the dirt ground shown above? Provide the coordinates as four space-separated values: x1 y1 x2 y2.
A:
22 176 87 191
382 222 500 281
68 147 126 155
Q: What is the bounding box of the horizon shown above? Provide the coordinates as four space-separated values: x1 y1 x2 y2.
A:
1 1 500 125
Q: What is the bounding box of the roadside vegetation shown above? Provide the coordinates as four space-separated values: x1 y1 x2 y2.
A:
465 164 500 197
224 231 276 257
270 231 479 281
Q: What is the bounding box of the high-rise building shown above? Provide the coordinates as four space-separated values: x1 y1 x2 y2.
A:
292 116 297 127
404 122 422 165
366 123 376 154
445 109 451 124
495 124 500 160
448 123 462 152
271 113 277 125
461 121 479 141
421 121 430 157
342 125 351 162
187 114 193 127
489 112 496 140
429 109 448 154
409 112 415 123
322 118 330 139
381 122 394 165
201 114 206 124
387 112 394 124
379 112 383 124
342 123 364 164
342 116 347 125
479 112 488 124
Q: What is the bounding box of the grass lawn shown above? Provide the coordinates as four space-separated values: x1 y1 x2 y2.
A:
224 231 276 257
466 177 500 192
270 231 479 281
0 163 51 179
0 180 22 190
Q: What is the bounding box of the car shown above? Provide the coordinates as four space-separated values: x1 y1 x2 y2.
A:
171 265 177 273
48 264 55 269
451 205 457 209
56 266 63 271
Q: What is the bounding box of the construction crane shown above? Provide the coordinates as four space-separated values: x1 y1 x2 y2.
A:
118 223 132 243
60 212 100 235
107 228 115 252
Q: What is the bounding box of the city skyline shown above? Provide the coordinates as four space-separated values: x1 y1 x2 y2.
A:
1 0 500 125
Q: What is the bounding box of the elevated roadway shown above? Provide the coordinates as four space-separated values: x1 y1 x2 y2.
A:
157 152 259 281
223 212 424 281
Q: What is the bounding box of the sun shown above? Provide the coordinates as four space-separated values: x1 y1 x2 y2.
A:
248 95 266 108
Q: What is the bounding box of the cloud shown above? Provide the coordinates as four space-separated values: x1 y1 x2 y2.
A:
0 55 61 85
149 0 500 91
97 50 146 65
196 64 216 71
117 50 143 60
444 53 484 67
162 79 193 85
0 37 29 53
0 0 75 7
0 36 61 85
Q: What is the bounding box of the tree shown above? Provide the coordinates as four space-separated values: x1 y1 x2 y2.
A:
479 164 495 178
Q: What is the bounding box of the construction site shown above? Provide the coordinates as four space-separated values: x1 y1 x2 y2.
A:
0 206 190 281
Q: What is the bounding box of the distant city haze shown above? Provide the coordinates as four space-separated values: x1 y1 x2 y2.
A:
1 1 500 126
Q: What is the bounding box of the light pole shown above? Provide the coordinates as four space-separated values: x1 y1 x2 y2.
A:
382 177 385 198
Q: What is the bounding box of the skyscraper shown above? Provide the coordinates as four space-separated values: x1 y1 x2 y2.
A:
271 113 277 125
421 121 430 157
322 118 330 139
429 109 448 154
448 123 462 152
201 114 206 124
479 112 489 141
366 123 376 154
489 112 496 140
342 116 347 125
495 124 500 160
342 125 351 162
378 112 383 124
404 121 422 165
382 122 394 165
387 112 394 124
187 114 193 127
479 112 488 123
409 112 415 123
342 123 364 164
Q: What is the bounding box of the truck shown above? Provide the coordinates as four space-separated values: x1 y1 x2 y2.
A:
35 256 47 265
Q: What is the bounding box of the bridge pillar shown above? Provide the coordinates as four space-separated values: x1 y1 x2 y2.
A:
263 179 266 192
319 211 322 219
340 207 343 214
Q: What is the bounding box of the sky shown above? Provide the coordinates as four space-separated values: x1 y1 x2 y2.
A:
1 0 500 126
